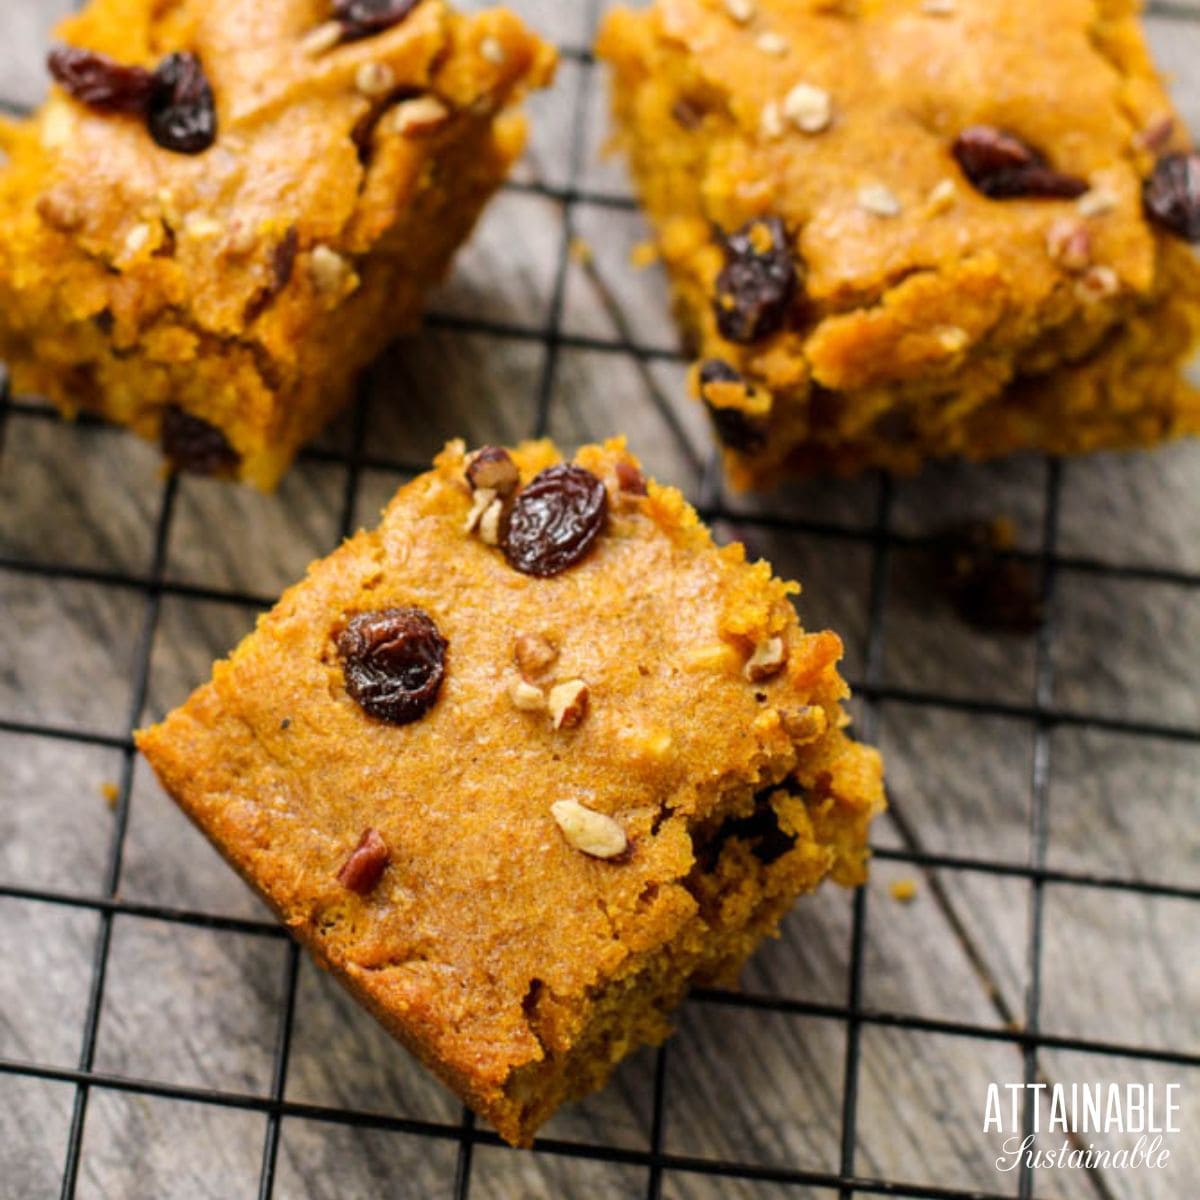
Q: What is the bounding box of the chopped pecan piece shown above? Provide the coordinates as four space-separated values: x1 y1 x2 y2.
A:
337 828 390 894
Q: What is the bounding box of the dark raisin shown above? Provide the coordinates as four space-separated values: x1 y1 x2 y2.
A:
698 359 768 453
712 216 796 344
466 445 520 495
337 607 447 725
245 228 300 323
334 0 421 40
1143 153 1200 242
500 464 608 578
935 520 1044 635
47 46 155 113
160 405 241 476
952 126 1087 200
146 52 217 155
336 828 390 894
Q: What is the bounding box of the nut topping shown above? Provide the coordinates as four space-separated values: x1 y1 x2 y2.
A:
514 633 559 678
780 705 828 743
477 498 503 546
466 446 520 495
1075 264 1120 304
615 460 648 496
782 83 832 134
336 607 447 725
551 800 628 860
1045 217 1091 272
1142 153 1200 242
355 61 396 98
547 679 589 730
509 678 547 712
745 636 787 682
858 183 902 217
310 245 354 294
336 828 390 894
389 95 450 136
464 486 497 534
301 21 344 57
479 36 507 65
952 126 1087 200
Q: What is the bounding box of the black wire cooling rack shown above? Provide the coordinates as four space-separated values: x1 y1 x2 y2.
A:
1 1 1199 1197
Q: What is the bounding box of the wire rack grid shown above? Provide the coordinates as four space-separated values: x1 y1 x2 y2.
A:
1 1 1199 1198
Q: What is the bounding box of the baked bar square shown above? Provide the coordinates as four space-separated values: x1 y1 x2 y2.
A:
598 0 1200 484
0 0 553 487
137 437 884 1144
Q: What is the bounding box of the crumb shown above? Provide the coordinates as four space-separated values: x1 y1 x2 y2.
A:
100 781 120 809
569 236 594 266
630 241 659 269
889 878 918 903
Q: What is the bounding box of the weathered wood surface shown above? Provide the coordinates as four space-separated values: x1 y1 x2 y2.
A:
1 1 1198 1197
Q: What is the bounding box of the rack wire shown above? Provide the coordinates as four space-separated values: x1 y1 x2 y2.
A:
1 1 1199 1197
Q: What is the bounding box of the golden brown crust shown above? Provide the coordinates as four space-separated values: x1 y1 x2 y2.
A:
136 437 884 1144
597 0 1200 483
0 0 555 487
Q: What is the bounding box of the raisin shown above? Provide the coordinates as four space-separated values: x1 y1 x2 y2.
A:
160 406 241 476
712 216 796 344
336 828 390 894
245 228 300 323
935 520 1044 635
334 0 421 40
47 46 155 113
500 464 608 578
337 607 447 725
952 126 1087 200
1143 153 1200 243
147 52 217 155
698 359 768 453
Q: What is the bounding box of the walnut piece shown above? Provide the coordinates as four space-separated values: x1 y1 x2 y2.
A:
463 486 498 534
551 799 628 860
509 678 546 712
514 633 558 678
466 446 520 495
548 679 589 730
478 498 503 546
745 636 787 682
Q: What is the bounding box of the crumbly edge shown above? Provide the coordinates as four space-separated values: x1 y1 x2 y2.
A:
597 4 1200 481
494 723 882 1144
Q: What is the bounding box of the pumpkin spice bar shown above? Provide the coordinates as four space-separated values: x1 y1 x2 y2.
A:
598 0 1200 485
0 0 554 488
136 437 884 1145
